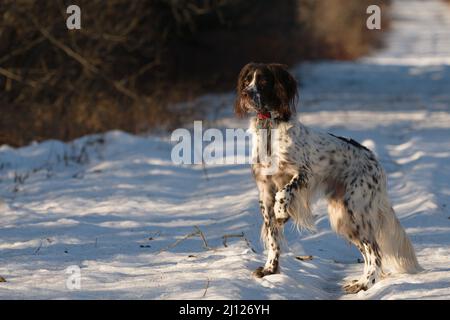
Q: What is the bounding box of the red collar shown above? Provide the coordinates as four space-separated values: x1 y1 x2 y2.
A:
257 112 271 120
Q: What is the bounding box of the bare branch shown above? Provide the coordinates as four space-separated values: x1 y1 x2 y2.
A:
0 67 38 88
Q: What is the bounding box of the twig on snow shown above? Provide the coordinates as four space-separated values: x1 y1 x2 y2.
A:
201 161 209 181
194 225 211 250
158 226 213 253
162 230 199 252
222 232 256 253
33 240 43 255
202 278 210 298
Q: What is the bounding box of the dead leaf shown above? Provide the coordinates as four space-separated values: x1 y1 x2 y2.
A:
296 255 313 261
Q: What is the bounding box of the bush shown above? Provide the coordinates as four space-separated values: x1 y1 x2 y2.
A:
0 0 389 146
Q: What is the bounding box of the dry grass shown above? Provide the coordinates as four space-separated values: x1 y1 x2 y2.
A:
297 0 390 59
0 0 390 147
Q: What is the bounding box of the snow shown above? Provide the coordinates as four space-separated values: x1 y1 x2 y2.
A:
0 0 449 299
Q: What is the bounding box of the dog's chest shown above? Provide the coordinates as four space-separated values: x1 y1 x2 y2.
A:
250 119 304 173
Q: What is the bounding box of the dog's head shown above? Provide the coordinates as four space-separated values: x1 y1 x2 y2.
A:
234 63 298 120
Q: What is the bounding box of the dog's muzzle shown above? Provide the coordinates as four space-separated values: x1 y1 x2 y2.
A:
243 87 262 109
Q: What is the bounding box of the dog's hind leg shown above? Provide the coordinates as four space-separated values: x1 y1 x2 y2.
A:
328 196 384 293
343 236 383 293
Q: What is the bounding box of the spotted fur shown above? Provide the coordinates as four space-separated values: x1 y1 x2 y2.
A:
236 62 422 293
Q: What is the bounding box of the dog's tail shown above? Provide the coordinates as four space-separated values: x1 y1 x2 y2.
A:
376 203 422 274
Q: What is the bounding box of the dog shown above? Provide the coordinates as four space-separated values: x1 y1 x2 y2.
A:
234 62 422 293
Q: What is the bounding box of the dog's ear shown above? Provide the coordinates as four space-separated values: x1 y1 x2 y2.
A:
268 63 298 120
234 63 254 118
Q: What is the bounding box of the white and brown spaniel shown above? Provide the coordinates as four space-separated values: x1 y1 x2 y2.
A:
235 62 421 293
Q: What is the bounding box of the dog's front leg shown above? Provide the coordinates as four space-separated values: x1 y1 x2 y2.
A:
253 180 283 278
274 173 307 223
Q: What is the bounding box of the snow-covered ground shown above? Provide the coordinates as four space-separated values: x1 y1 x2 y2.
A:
1 0 449 299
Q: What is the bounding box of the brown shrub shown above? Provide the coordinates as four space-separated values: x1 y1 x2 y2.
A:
0 0 389 147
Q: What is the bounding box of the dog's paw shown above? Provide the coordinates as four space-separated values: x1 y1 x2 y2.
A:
343 279 370 294
274 190 289 221
252 266 277 278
